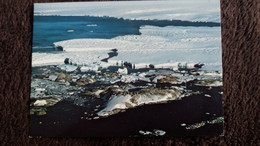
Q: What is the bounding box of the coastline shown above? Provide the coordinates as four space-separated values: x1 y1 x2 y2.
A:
30 62 223 137
30 5 223 136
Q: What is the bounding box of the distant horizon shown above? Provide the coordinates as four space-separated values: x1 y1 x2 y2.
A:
34 0 220 23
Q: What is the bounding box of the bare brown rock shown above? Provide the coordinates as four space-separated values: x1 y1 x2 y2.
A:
75 77 96 86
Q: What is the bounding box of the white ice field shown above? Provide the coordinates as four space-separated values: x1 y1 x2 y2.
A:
32 0 222 72
34 0 220 23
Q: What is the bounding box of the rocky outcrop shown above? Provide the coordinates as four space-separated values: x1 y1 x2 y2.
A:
185 122 206 130
34 72 72 82
74 77 96 86
139 129 166 136
56 73 72 82
97 86 185 117
156 74 179 84
185 117 224 130
194 79 222 86
30 97 61 116
30 107 47 116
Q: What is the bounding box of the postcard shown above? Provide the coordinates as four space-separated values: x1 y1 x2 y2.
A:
30 0 223 137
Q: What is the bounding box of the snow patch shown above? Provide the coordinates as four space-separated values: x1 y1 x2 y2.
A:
48 75 57 81
117 68 128 75
80 65 99 72
34 100 47 106
97 89 182 117
57 64 78 72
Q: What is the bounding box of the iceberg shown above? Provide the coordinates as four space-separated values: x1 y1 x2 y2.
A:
67 29 74 32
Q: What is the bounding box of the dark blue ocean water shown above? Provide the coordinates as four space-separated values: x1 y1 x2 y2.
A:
33 16 141 52
33 16 220 52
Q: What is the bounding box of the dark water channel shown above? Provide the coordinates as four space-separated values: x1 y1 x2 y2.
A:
30 81 223 137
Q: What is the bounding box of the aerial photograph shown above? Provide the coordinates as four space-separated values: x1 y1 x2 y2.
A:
30 0 223 137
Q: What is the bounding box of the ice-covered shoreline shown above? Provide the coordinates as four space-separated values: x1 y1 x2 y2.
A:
33 25 221 71
30 64 222 117
32 49 110 67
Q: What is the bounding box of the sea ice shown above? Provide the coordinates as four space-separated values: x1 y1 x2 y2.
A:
139 129 166 136
117 68 128 75
32 50 109 67
139 130 152 135
57 64 78 72
34 0 220 23
49 25 221 71
35 88 45 92
205 94 211 97
67 29 74 32
181 123 187 127
80 65 99 72
153 129 166 136
48 75 57 81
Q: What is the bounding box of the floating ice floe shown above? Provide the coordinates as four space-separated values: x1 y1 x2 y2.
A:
185 116 224 130
139 129 166 136
67 29 74 32
204 94 211 98
57 64 78 72
139 130 152 135
93 117 99 120
35 88 45 92
86 24 97 27
120 74 150 83
153 129 166 136
181 123 187 127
